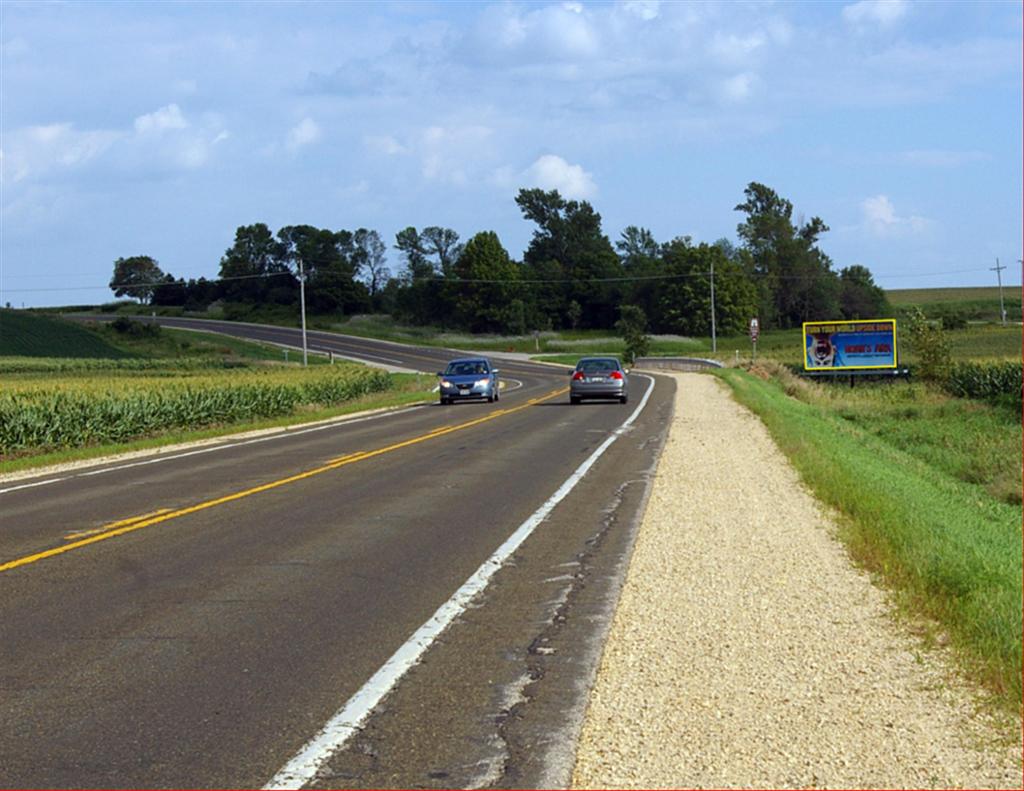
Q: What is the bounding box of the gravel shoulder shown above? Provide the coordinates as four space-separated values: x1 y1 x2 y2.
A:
571 373 1021 790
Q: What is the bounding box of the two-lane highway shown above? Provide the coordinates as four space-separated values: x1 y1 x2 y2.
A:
1 319 674 789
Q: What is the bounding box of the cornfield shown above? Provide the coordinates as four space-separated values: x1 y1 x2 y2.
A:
0 364 392 454
944 361 1022 407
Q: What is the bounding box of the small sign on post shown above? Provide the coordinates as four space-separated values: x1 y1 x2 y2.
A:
749 318 759 361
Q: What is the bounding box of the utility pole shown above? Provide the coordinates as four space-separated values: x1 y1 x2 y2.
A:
298 257 309 366
709 259 717 353
991 258 1007 326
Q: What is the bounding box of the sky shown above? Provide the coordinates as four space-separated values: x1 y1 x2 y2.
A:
2 0 1021 309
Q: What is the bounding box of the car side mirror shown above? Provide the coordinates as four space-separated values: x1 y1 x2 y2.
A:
436 371 444 376
492 368 500 374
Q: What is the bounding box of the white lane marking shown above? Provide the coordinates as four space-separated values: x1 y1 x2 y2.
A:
264 375 655 790
0 407 426 495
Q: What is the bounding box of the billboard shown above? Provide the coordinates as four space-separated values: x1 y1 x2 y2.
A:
802 319 897 371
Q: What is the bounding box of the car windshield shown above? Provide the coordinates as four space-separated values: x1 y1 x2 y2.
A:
445 361 488 376
577 359 619 374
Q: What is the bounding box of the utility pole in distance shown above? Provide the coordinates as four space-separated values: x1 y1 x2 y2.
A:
709 259 717 353
298 257 309 366
991 258 1007 326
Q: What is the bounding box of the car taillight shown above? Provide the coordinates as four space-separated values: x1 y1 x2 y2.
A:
609 371 624 380
572 371 585 381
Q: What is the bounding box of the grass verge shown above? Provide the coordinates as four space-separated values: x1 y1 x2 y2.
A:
714 365 1022 712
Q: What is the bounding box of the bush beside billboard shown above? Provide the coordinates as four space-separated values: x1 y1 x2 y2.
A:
803 319 897 371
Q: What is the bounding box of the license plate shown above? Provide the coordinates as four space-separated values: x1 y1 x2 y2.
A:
459 389 470 395
587 377 606 383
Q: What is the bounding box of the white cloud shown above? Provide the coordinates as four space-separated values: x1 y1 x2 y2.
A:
720 72 756 103
862 195 931 236
2 123 121 183
843 0 908 28
286 118 322 152
134 104 188 134
622 1 660 22
521 154 597 199
418 125 494 185
364 135 408 156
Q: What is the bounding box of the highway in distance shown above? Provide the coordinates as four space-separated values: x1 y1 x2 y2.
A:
0 320 675 789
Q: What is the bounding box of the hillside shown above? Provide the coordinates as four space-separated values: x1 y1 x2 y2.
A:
0 310 128 358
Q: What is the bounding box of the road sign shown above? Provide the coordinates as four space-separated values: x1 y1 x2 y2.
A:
749 318 759 341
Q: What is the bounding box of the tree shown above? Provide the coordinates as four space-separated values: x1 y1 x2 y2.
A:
450 231 520 332
516 188 623 329
353 228 390 306
420 226 463 276
218 223 291 304
277 225 369 315
838 265 890 319
615 304 650 365
904 306 951 382
616 226 659 268
110 255 165 303
654 239 758 337
734 182 841 328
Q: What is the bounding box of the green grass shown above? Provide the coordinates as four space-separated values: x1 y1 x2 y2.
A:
0 309 129 358
715 363 1022 710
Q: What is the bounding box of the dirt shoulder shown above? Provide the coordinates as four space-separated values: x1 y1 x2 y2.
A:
571 373 1021 789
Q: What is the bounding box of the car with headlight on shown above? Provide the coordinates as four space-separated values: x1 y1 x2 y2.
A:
569 356 629 404
437 357 501 404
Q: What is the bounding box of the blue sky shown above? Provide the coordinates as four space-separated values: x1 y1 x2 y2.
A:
2 0 1021 308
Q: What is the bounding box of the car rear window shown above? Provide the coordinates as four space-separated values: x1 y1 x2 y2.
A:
578 359 618 373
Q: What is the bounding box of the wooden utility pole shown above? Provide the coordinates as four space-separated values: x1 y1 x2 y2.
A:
991 258 1007 326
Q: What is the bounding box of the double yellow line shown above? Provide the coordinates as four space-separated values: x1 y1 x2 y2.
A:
0 388 567 575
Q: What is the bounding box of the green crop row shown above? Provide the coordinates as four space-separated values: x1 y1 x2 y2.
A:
0 356 239 374
0 366 391 454
944 360 1022 406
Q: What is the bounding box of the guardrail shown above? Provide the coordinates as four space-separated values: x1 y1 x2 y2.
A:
633 356 724 371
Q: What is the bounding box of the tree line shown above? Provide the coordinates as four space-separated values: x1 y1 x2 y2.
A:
110 182 890 335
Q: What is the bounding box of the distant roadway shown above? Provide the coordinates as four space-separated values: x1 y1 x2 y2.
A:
0 317 674 789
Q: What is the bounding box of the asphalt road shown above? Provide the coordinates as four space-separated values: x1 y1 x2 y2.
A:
1 319 675 789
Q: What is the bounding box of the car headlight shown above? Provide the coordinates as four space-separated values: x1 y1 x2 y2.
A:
475 378 490 388
440 379 452 388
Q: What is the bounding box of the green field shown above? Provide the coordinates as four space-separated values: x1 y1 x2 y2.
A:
1 309 129 358
0 311 432 469
886 285 1022 323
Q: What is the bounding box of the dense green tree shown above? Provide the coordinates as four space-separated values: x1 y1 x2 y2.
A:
451 231 520 332
421 226 463 276
617 226 664 324
516 188 622 329
654 239 758 337
838 265 890 319
110 255 166 303
218 223 292 303
277 225 369 315
734 182 840 328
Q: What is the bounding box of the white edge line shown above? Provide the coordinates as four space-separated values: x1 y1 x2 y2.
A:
0 406 425 495
263 374 655 790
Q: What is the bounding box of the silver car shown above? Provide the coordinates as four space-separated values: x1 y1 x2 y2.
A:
569 357 629 404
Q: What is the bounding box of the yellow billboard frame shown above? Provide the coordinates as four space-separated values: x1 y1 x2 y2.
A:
802 318 898 371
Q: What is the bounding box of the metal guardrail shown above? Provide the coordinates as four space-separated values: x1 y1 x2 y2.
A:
633 356 724 371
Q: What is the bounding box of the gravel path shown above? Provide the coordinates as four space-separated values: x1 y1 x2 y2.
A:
571 373 1021 789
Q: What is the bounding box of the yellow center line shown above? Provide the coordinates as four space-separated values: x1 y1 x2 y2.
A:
63 508 173 540
1 387 569 574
